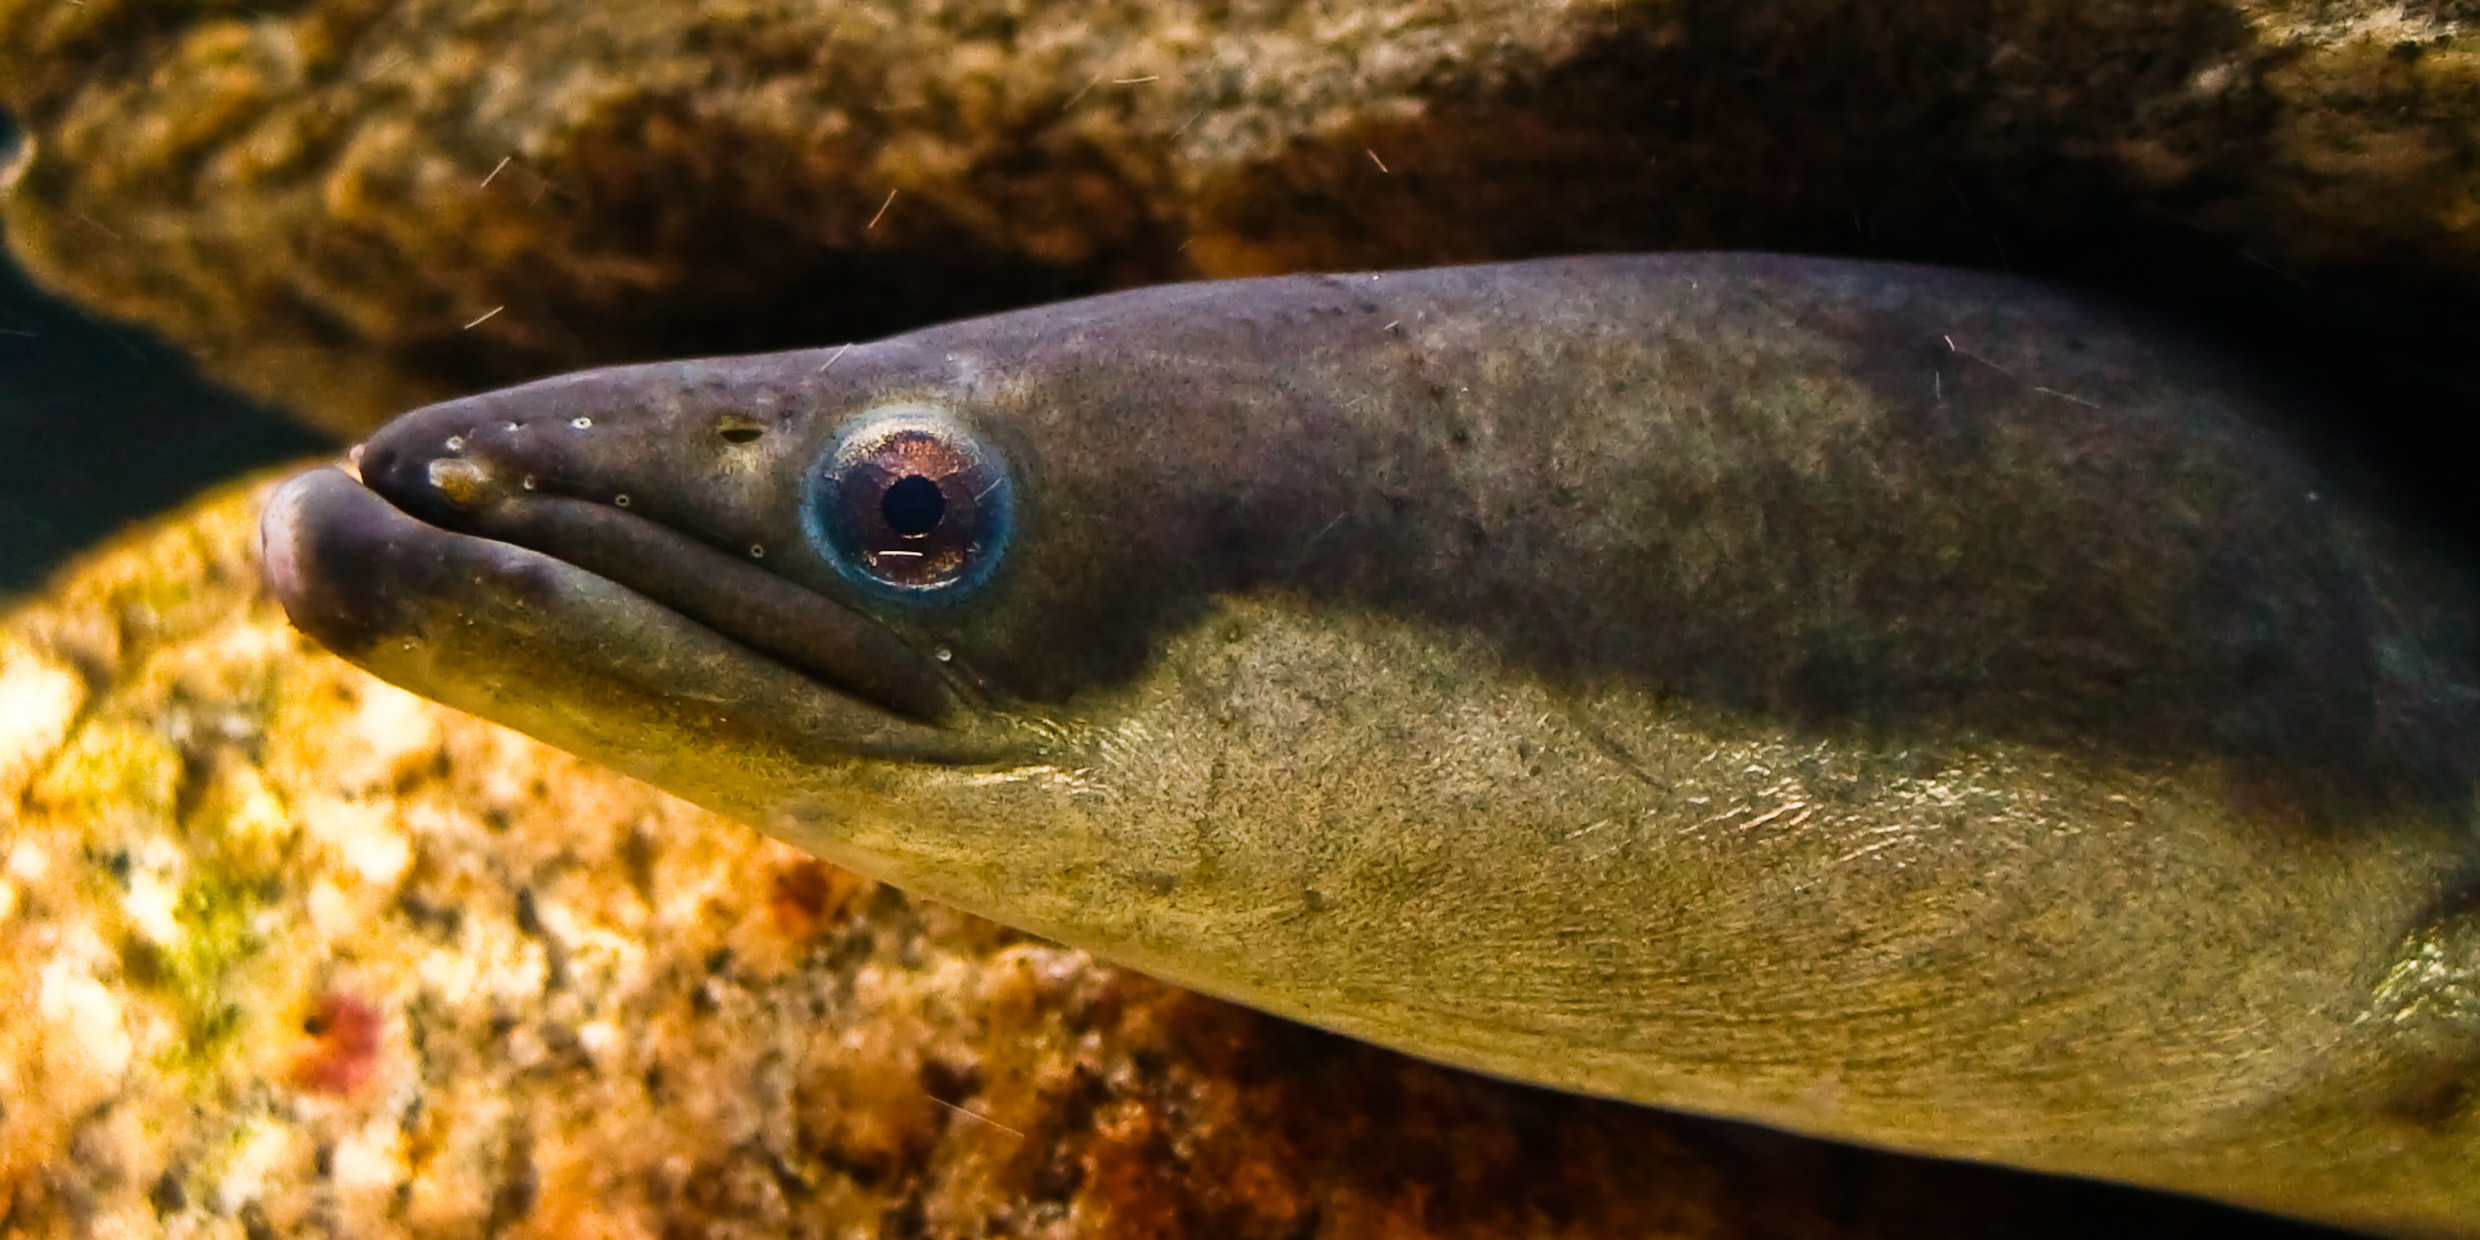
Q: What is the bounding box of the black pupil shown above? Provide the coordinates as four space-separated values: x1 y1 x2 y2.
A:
881 474 946 537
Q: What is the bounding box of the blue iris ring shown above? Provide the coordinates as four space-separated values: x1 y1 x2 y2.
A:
801 404 1014 603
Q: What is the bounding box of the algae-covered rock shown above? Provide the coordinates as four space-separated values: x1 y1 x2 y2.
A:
0 481 2359 1238
2 0 2478 434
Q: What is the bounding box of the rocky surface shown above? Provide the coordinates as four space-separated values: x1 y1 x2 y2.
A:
0 481 2364 1240
2 0 2478 435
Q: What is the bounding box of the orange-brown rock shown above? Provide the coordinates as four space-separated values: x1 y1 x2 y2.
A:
3 0 2479 435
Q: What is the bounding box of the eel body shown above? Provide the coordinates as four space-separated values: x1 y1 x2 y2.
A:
259 255 2480 1235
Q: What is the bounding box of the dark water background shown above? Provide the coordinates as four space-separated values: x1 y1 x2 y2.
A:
0 241 329 599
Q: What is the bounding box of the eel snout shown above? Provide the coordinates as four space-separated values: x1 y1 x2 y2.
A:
345 393 967 727
258 464 1002 765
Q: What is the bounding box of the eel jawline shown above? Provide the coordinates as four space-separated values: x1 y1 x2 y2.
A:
259 466 1001 765
406 486 960 726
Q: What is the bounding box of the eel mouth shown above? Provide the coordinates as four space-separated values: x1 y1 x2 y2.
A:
259 464 1005 766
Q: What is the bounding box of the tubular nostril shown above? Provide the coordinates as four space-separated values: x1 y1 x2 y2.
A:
713 413 764 444
426 458 495 508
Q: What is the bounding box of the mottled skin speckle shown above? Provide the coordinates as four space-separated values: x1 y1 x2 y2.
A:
264 255 2480 1236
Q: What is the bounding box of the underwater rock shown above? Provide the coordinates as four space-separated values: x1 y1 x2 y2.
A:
0 480 2364 1237
2 0 2478 434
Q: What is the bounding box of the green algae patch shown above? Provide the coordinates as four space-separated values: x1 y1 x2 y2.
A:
158 864 278 1074
23 708 296 1078
29 719 183 825
159 770 304 1079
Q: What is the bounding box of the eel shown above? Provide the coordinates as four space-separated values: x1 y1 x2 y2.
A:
257 254 2480 1236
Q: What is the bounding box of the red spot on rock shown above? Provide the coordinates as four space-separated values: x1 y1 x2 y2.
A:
290 993 383 1094
768 858 861 937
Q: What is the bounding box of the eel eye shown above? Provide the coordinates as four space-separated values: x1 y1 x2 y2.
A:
804 406 1013 599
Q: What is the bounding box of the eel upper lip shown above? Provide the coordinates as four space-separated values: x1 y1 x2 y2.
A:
261 465 988 760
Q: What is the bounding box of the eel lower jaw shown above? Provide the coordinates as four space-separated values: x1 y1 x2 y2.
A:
258 466 1019 769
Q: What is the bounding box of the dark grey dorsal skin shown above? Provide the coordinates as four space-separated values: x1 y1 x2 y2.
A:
260 255 2480 1236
